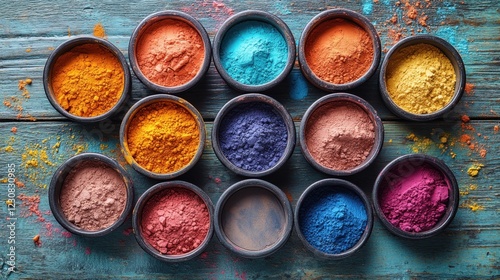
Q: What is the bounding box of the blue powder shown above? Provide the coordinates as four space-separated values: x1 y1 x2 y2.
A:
219 102 288 172
299 187 367 254
220 20 288 85
361 0 373 15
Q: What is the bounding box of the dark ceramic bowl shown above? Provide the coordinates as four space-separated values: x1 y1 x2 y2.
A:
298 8 381 91
299 93 384 176
129 10 212 94
43 36 131 122
379 35 466 121
48 153 133 237
211 93 296 177
214 179 293 258
132 181 214 262
373 154 460 239
213 10 296 92
295 178 373 259
119 94 205 180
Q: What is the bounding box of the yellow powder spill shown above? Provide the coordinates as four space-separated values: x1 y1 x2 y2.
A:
467 164 484 177
93 23 107 38
461 201 484 212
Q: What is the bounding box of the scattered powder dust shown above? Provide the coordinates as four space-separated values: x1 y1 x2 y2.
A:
93 23 106 38
494 125 499 133
26 48 32 53
381 0 432 48
11 127 17 133
2 78 35 120
467 164 484 177
18 194 45 222
179 0 234 29
406 133 433 153
465 83 475 96
460 184 478 196
460 200 484 212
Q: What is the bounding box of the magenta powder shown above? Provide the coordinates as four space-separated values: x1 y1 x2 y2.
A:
141 187 210 255
379 164 449 233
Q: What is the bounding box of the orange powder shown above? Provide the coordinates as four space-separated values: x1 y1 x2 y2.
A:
305 18 374 84
135 19 205 87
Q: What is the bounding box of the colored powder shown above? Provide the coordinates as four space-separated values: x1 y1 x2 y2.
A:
93 23 106 38
379 164 449 233
220 20 288 85
299 187 367 254
141 187 210 255
305 101 375 170
289 71 308 100
135 19 205 87
219 102 288 172
60 161 127 231
126 101 200 174
305 18 374 84
467 164 483 177
385 43 456 114
50 43 125 117
220 187 286 250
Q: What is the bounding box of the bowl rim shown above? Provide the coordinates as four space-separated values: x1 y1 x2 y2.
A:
299 92 384 176
119 94 206 180
298 8 381 91
214 178 293 258
211 93 296 177
378 34 466 121
212 9 296 92
128 10 212 94
132 180 214 262
294 178 374 259
48 152 134 237
43 36 131 122
372 154 460 239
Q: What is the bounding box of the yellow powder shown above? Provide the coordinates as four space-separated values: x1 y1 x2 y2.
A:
467 164 484 177
93 23 107 38
386 43 456 114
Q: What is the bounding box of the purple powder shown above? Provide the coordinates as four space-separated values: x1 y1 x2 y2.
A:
219 102 288 172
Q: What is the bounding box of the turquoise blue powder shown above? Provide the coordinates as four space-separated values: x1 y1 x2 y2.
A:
220 20 288 85
289 71 308 100
299 187 367 254
362 0 373 15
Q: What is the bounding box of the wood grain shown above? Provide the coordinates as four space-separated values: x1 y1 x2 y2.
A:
0 0 499 279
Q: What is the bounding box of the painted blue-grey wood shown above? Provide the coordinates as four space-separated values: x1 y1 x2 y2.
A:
0 0 499 279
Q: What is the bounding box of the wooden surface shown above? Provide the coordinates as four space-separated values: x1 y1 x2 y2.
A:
0 1 499 279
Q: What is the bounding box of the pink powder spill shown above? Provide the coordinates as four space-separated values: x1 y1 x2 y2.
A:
141 187 210 255
380 164 449 232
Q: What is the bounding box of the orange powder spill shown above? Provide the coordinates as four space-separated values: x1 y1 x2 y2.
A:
465 83 475 96
18 194 45 222
93 23 107 38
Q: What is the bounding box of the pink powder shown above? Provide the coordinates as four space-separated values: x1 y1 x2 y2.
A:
379 164 449 232
305 100 375 170
60 161 127 231
141 187 210 255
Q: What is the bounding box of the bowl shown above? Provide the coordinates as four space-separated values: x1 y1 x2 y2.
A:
213 10 296 92
295 178 373 259
299 93 384 176
128 10 212 94
214 179 293 258
132 181 214 262
373 154 460 239
211 93 296 177
119 94 205 180
48 153 133 237
379 35 466 121
298 8 381 91
43 36 131 122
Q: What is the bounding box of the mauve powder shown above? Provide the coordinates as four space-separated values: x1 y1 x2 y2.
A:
305 100 375 170
60 161 127 231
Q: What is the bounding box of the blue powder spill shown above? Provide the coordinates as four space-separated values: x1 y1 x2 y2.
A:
220 20 288 85
289 71 308 100
299 187 367 254
362 0 373 15
435 26 469 56
219 102 288 172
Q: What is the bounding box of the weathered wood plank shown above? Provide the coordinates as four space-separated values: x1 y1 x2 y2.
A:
0 120 498 278
0 1 499 120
